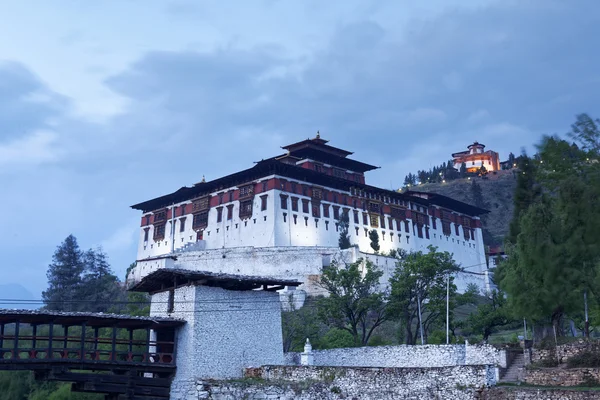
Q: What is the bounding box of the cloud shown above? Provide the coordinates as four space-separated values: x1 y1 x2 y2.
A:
0 130 63 168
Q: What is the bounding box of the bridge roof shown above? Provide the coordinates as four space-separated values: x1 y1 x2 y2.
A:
129 268 302 293
0 309 185 329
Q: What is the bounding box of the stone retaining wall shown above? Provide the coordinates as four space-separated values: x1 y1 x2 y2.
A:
174 365 496 399
531 339 600 364
481 387 600 399
524 367 600 386
285 343 502 368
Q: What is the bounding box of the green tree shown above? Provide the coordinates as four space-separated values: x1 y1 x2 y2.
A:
317 259 387 346
459 163 467 177
500 114 600 337
80 248 124 313
281 296 322 352
466 290 513 342
338 210 351 249
43 235 85 311
368 230 380 253
124 263 150 317
505 153 540 246
388 246 461 344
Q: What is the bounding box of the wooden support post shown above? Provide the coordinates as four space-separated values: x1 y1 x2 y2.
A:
63 326 69 352
0 323 4 349
111 326 117 362
32 325 37 349
94 327 99 352
128 329 133 354
145 328 150 363
13 322 20 359
80 323 86 361
48 323 53 359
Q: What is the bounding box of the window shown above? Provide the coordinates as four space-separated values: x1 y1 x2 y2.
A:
353 210 359 224
239 184 254 198
364 228 368 237
144 215 151 225
312 188 323 200
192 196 210 212
333 169 345 178
323 203 330 218
333 206 340 220
216 207 223 223
153 210 167 223
382 232 386 241
463 227 470 241
442 221 451 236
325 221 329 230
312 203 320 218
293 214 297 224
355 174 361 182
291 182 297 193
228 191 234 202
425 227 430 239
333 193 338 203
180 204 186 215
168 289 175 314
143 227 150 242
363 213 368 225
355 227 359 235
370 214 379 228
369 202 380 213
239 200 253 219
280 194 288 210
315 164 324 173
218 193 224 204
261 195 268 211
280 179 287 190
352 199 357 209
179 217 186 232
302 186 308 196
291 197 299 212
455 224 460 236
404 220 410 233
262 181 268 192
227 205 234 220
193 211 209 229
470 229 475 240
342 195 347 205
283 212 287 222
390 207 404 218
302 199 310 213
304 217 308 226
315 219 319 228
432 217 437 229
153 223 166 241
380 216 386 229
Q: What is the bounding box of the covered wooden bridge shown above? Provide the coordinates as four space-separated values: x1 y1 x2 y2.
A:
0 309 185 400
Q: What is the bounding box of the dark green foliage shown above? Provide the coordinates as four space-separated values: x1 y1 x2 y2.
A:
281 297 322 352
317 259 387 345
43 236 124 313
567 352 600 368
505 153 540 246
388 246 461 344
319 328 357 349
0 371 102 400
338 210 351 250
403 160 462 187
368 230 380 253
466 290 514 342
499 114 600 336
43 235 85 311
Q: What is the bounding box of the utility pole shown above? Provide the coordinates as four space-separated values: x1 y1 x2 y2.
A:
585 290 589 338
523 318 527 340
446 274 450 344
417 289 424 345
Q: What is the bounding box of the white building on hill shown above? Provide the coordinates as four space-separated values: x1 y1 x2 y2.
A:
129 134 491 293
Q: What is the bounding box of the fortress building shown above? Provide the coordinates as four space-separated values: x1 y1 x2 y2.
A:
452 142 500 173
129 134 491 293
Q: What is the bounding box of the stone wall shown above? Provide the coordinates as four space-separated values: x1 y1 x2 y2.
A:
178 365 495 400
531 339 600 364
152 285 285 400
524 367 600 386
284 343 501 368
481 387 600 399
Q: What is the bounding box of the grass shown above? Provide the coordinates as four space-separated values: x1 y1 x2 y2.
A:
497 383 600 391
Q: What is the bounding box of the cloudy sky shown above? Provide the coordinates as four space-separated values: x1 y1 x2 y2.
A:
1 0 598 299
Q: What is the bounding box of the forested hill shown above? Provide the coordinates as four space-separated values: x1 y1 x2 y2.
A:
412 171 517 246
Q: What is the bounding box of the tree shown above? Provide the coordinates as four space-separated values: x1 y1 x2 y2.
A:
317 259 387 346
499 114 600 337
368 230 380 253
388 246 461 344
124 262 150 316
43 235 85 311
507 152 516 169
466 290 514 342
79 248 124 313
459 163 467 177
281 296 322 352
505 153 540 246
338 210 352 249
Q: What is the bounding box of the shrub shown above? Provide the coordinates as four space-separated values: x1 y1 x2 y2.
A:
567 352 600 368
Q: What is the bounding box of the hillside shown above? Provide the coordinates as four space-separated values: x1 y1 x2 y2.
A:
412 170 517 245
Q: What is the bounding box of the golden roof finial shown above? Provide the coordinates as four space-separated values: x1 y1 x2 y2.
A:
201 175 206 183
316 130 320 139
